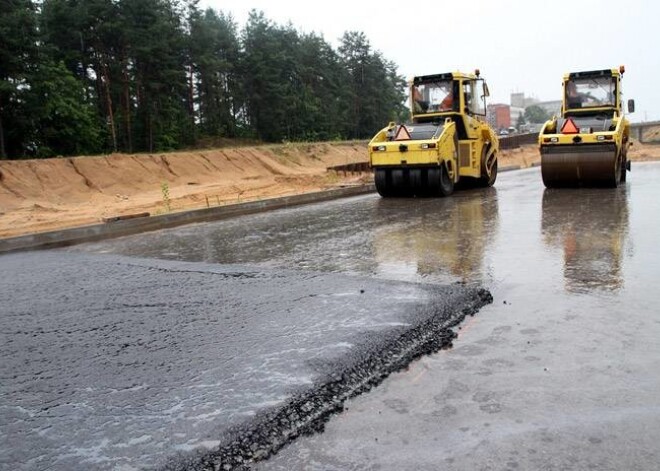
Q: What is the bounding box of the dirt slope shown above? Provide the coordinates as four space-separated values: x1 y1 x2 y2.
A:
1 140 659 238
0 142 368 237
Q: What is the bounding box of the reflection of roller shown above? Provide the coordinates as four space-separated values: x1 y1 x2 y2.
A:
373 188 499 283
541 189 629 292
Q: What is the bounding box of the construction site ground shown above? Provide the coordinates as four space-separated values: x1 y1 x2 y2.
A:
1 140 660 239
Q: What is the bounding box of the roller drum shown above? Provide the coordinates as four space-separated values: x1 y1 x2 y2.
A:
374 166 455 197
541 144 619 188
374 169 391 197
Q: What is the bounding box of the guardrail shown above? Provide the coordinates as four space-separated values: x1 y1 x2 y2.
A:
327 162 371 174
630 121 660 144
499 122 660 147
498 132 538 150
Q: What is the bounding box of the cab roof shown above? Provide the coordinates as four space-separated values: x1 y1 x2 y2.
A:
412 71 478 84
563 68 621 81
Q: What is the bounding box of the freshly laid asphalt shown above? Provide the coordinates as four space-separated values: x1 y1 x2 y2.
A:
253 165 660 470
4 162 660 470
0 252 488 470
74 162 660 470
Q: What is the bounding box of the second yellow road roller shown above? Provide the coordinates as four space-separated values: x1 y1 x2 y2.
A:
368 70 499 197
539 66 635 188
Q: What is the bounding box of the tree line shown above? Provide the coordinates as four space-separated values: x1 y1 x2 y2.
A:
0 0 407 159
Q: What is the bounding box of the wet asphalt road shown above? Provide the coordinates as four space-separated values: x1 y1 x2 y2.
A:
71 163 660 469
0 254 485 470
252 165 660 471
3 162 660 470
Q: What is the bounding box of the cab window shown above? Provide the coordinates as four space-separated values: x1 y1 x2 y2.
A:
412 80 455 114
565 77 616 109
463 80 486 116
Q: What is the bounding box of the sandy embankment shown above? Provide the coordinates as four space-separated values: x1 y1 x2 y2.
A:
0 142 370 238
1 140 659 239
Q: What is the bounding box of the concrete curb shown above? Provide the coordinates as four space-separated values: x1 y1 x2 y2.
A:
0 185 376 254
499 164 523 172
0 163 546 255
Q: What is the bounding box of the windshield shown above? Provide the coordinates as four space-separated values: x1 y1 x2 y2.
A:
565 76 616 110
412 80 455 114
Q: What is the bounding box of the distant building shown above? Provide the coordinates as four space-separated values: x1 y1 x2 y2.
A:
509 92 562 128
510 107 525 127
535 100 562 118
487 104 511 130
510 92 526 109
511 92 539 109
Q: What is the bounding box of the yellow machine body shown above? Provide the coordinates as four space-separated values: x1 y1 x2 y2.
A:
538 68 632 187
368 71 499 197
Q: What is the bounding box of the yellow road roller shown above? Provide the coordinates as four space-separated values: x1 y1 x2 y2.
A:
539 66 634 188
369 70 499 197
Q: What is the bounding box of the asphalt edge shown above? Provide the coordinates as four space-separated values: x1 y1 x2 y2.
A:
161 287 493 471
0 185 376 254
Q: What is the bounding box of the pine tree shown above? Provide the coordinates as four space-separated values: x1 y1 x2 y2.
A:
189 8 241 137
0 0 39 158
25 60 103 156
338 31 405 139
3 3 408 156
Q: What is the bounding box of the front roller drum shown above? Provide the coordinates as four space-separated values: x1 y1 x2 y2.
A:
541 144 620 188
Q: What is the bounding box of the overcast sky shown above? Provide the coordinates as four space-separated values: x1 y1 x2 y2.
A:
201 0 658 122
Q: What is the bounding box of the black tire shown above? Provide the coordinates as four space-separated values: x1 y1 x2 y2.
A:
439 164 454 196
426 168 441 197
374 169 390 197
611 155 621 188
409 169 423 196
391 169 406 197
479 148 498 187
621 157 627 183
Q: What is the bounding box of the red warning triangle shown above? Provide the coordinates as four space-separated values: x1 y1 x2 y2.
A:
561 118 579 134
394 124 411 141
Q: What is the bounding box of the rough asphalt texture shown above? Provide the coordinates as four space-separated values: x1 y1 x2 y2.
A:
0 251 490 470
252 165 660 470
75 163 660 470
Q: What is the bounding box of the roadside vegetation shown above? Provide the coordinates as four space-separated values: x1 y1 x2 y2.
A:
0 1 408 160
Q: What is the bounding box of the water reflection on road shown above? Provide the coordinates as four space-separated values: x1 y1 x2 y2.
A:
541 187 630 293
76 188 501 287
76 164 660 304
372 189 499 284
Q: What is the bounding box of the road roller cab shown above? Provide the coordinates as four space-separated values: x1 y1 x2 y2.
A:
539 67 634 188
369 70 499 197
